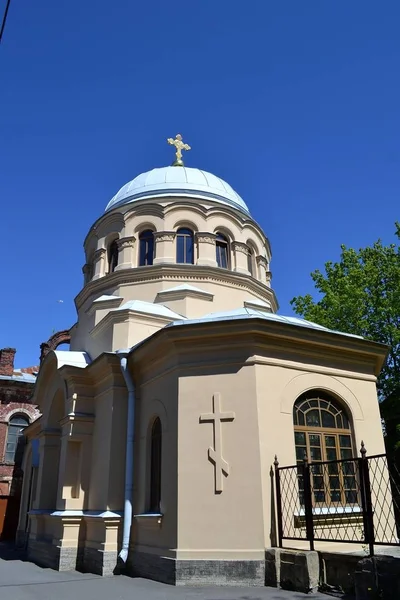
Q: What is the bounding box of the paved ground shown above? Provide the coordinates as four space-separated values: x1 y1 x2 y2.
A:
0 545 331 600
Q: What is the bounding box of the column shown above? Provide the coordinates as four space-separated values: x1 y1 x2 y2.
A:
92 248 106 280
115 236 136 271
232 241 250 275
196 232 217 267
153 231 176 265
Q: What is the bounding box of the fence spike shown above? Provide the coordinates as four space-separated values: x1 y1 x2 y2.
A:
360 440 367 457
274 455 279 468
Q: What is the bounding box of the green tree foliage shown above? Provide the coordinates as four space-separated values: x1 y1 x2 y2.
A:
291 223 400 451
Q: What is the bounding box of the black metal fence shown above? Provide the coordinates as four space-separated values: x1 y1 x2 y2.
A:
274 443 400 555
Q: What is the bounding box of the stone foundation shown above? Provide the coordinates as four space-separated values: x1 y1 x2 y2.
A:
82 546 117 576
27 538 60 570
355 555 400 600
128 551 265 586
265 548 319 593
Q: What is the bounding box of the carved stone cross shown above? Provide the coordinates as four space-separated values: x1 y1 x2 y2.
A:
200 393 235 493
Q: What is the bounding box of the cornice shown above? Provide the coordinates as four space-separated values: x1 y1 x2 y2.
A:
155 287 214 303
83 197 272 255
132 317 388 379
89 307 174 340
75 264 278 312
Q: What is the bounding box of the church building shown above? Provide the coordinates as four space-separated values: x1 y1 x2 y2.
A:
18 136 389 585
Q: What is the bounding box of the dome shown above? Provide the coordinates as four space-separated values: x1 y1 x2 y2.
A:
105 166 250 214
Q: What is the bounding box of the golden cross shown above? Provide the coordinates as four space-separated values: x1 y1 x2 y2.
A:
167 133 191 166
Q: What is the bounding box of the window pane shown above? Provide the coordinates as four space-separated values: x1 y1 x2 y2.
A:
331 490 341 502
312 475 324 490
342 462 355 475
314 490 326 503
309 399 318 408
326 447 337 461
221 246 228 268
296 446 306 461
177 235 185 263
294 432 306 445
297 412 305 426
305 410 320 427
310 447 321 461
344 476 357 490
147 237 154 265
345 490 358 504
339 435 352 448
9 416 29 426
340 448 353 460
309 434 321 446
328 462 339 474
325 435 336 447
186 234 194 264
321 411 336 428
329 475 340 490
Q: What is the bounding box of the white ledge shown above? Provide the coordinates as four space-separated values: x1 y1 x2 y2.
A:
29 509 122 518
295 506 363 517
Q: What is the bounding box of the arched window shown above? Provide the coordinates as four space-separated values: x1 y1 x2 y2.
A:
108 240 119 273
293 394 357 505
5 415 29 464
139 230 154 266
216 233 229 268
149 417 162 513
247 246 257 276
176 228 194 264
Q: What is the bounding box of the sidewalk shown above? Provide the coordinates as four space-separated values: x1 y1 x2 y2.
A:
0 544 331 600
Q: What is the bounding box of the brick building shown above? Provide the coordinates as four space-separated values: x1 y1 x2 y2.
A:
0 348 39 539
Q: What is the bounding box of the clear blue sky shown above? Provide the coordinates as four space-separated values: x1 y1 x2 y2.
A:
1 1 399 367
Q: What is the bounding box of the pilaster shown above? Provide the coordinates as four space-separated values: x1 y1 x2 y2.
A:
33 430 61 510
115 236 136 271
232 241 250 275
196 232 217 267
256 255 269 285
82 263 91 285
153 231 176 265
92 248 106 280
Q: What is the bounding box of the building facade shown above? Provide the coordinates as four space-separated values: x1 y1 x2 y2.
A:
18 140 392 584
0 348 38 540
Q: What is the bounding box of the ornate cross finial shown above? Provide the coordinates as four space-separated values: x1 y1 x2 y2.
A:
167 133 191 166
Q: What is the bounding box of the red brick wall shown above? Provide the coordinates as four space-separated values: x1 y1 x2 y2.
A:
0 380 39 497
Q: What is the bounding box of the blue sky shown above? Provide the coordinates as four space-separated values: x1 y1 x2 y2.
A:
1 1 399 367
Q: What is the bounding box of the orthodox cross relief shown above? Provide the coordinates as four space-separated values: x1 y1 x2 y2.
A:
200 393 235 494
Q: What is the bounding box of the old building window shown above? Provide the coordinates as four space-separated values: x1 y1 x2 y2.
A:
216 233 229 268
108 240 119 273
176 228 194 264
149 417 162 513
139 230 154 266
5 415 29 463
293 394 357 506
